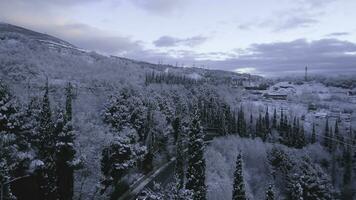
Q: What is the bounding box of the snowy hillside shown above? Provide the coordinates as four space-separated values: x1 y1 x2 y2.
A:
1 23 355 200
0 23 261 200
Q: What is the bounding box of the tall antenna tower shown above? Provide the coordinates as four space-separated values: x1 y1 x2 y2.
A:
305 66 308 81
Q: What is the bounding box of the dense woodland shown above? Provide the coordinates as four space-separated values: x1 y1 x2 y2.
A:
1 74 355 200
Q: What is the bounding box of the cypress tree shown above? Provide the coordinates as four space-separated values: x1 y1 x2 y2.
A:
0 82 19 199
249 113 254 138
238 106 246 137
341 146 353 199
186 108 206 200
279 109 284 132
311 123 316 144
343 146 352 185
292 117 297 146
232 152 247 200
256 113 263 139
334 120 340 149
323 119 329 149
329 126 334 153
175 124 185 191
172 117 180 144
37 81 58 200
56 83 76 200
296 124 306 149
265 107 270 131
272 108 277 129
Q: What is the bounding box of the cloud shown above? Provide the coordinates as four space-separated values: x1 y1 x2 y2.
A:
153 35 207 47
139 38 356 76
237 13 318 32
129 38 356 76
1 0 100 7
130 0 188 15
273 16 318 31
214 38 356 76
325 32 350 37
237 0 336 32
46 23 144 55
295 0 337 9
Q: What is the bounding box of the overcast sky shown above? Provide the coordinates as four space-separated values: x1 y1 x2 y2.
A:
1 0 356 76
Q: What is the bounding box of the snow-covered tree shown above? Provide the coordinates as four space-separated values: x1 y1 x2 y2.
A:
311 123 316 144
295 123 306 149
265 107 270 133
0 157 16 200
36 81 58 200
186 108 206 200
288 175 303 200
232 152 247 200
100 128 146 195
0 81 34 199
323 119 330 150
175 120 185 191
334 120 341 149
0 83 19 199
265 183 275 200
272 108 277 129
55 83 77 200
289 157 332 200
103 87 147 141
237 106 247 137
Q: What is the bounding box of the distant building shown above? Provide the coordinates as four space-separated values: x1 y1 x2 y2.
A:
308 103 317 111
349 96 356 104
340 113 351 123
348 91 356 96
314 112 327 119
263 93 288 100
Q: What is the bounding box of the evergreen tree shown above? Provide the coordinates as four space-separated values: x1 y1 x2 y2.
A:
323 119 329 150
172 117 180 143
311 123 316 144
0 158 16 200
0 81 32 199
341 146 353 199
232 152 247 200
329 127 334 153
103 88 147 141
292 117 297 146
334 120 340 149
175 124 185 191
342 146 352 185
0 83 18 183
37 81 58 200
186 108 206 200
272 108 277 129
100 128 146 195
265 107 270 132
295 123 306 149
265 183 274 200
289 179 303 200
256 113 263 139
279 109 284 132
295 157 332 200
249 113 254 138
56 83 77 200
237 106 246 137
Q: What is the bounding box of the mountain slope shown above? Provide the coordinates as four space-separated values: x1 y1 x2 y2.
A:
0 23 262 90
0 23 262 200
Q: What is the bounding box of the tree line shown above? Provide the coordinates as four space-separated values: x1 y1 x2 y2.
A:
0 80 78 200
145 71 203 85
